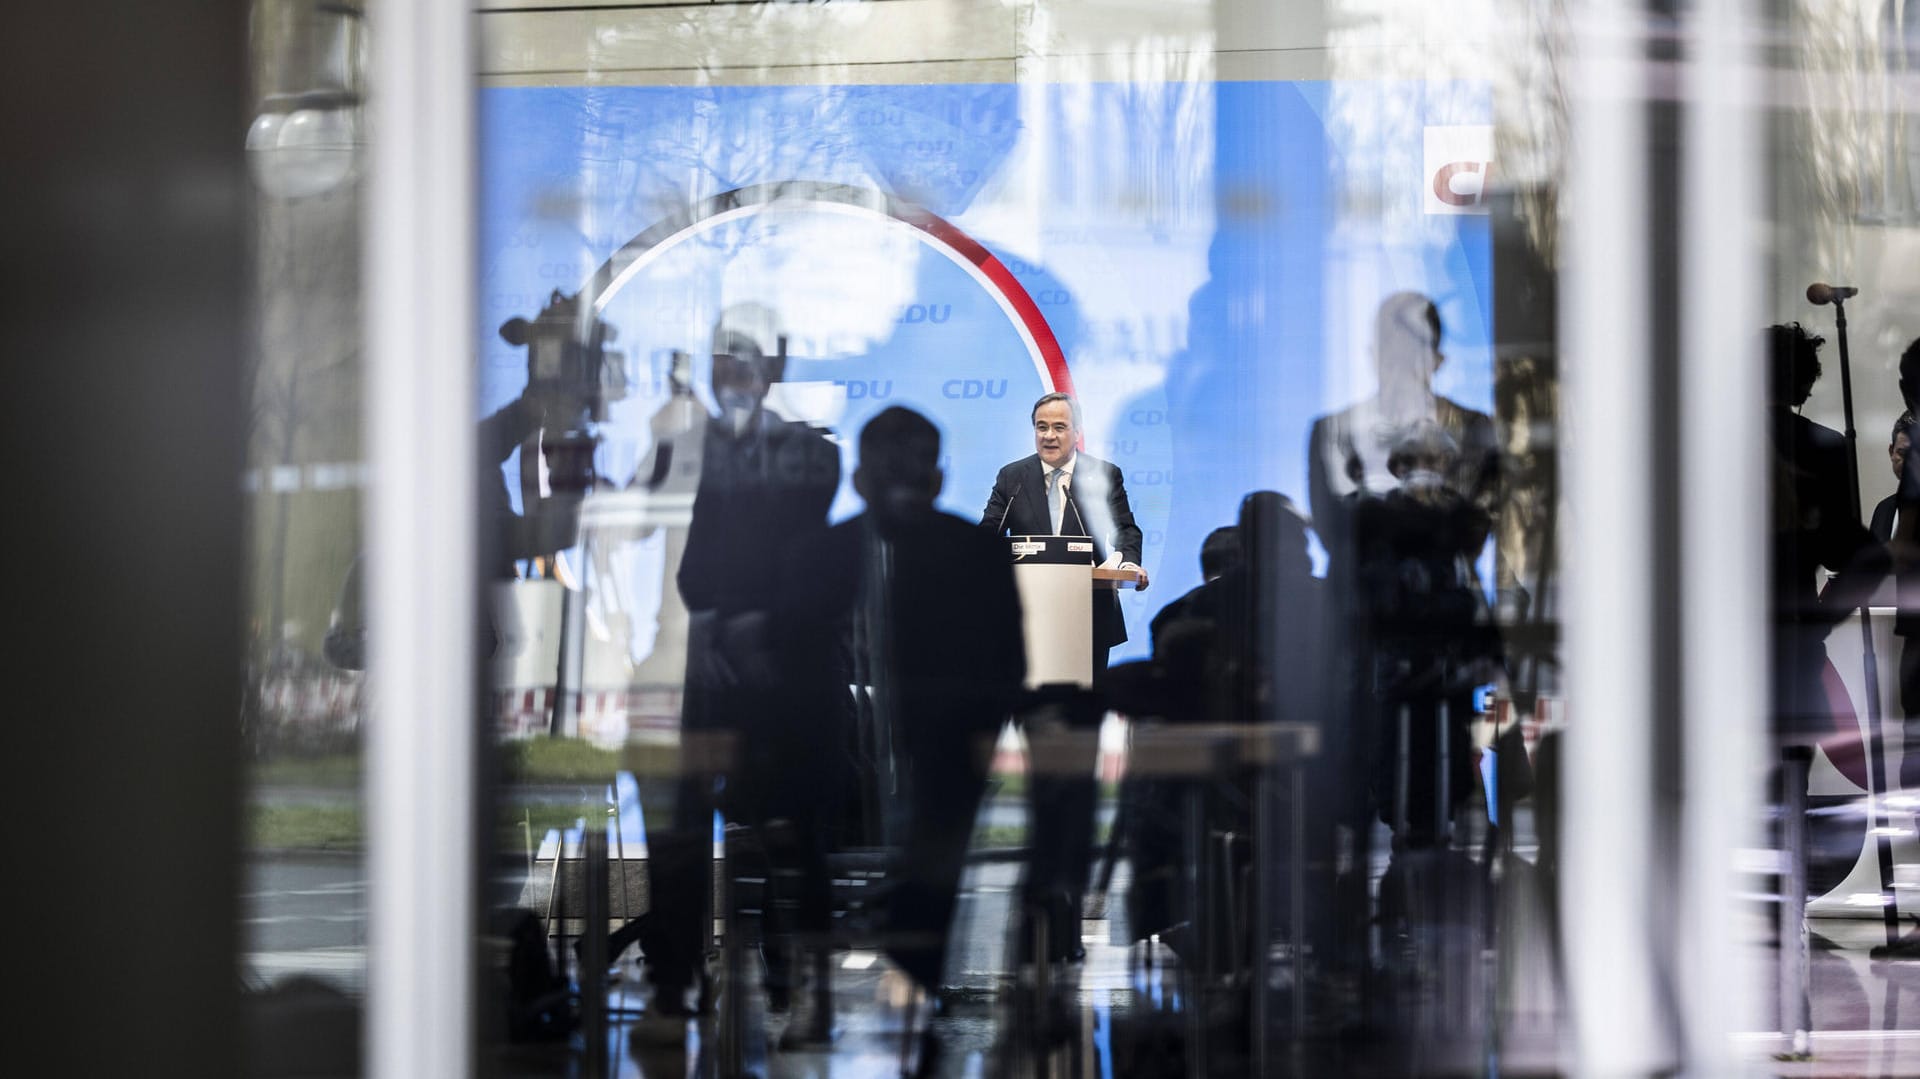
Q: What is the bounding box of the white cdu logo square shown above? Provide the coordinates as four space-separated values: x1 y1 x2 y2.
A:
1424 125 1495 215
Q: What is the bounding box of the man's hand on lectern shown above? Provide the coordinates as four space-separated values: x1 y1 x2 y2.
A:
1121 561 1149 591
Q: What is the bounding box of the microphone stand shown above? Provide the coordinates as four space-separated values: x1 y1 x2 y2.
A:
1831 297 1904 947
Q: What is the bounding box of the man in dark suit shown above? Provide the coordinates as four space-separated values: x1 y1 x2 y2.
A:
1870 411 1913 543
627 305 848 1047
790 407 1026 1048
980 391 1146 963
1146 524 1240 655
1307 292 1500 591
980 391 1148 669
1892 340 1920 786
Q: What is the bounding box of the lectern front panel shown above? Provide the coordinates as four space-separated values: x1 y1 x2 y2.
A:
1007 535 1094 688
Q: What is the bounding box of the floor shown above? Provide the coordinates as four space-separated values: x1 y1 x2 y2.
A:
1752 917 1920 1078
244 791 1920 1078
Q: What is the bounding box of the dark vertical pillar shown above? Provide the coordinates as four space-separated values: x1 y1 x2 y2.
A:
0 4 246 1077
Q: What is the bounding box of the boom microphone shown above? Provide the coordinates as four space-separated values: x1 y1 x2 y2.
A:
1064 475 1089 538
996 482 1022 534
1807 282 1859 305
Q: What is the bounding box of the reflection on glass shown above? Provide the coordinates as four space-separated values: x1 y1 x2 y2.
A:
240 2 368 1075
465 2 1565 1074
383 1 1920 1076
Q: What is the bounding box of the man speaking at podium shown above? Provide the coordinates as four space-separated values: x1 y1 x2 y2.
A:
982 391 1146 961
981 391 1148 676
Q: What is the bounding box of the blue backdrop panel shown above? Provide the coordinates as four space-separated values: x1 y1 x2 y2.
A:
481 81 1491 663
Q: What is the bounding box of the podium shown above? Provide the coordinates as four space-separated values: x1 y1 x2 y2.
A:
1005 535 1138 688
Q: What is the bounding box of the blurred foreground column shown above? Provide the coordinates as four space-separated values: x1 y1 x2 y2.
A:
2 4 248 1077
1561 0 1672 1073
363 0 477 1075
1677 0 1765 1070
1563 0 1766 1073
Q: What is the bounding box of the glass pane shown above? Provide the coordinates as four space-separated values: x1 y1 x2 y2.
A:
240 2 367 1074
1764 1 1920 1073
467 1 1551 1075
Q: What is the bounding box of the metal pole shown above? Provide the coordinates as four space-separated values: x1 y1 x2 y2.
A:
1436 697 1451 847
551 579 585 736
718 828 747 1079
1251 767 1273 1079
612 783 632 926
1183 785 1207 1079
1290 761 1306 1041
1780 748 1813 1055
1832 298 1902 942
582 827 609 1079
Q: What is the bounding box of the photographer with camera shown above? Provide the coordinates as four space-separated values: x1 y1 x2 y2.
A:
320 290 616 672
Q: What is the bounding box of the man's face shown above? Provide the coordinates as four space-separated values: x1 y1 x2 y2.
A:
1892 431 1911 481
1033 400 1077 468
710 353 770 416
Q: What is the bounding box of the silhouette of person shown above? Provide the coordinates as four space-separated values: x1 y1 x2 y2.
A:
322 291 608 673
1351 421 1498 846
1109 494 1341 971
790 406 1026 1014
1869 412 1913 544
1886 338 1920 785
1146 525 1241 663
1109 522 1248 956
626 304 847 1046
1769 322 1887 743
1308 292 1499 586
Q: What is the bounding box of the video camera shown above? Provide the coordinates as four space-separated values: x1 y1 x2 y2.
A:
499 289 627 554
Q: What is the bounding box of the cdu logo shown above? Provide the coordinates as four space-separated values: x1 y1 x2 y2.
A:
897 304 952 324
941 379 1007 400
835 379 893 400
1128 409 1168 427
1424 125 1494 215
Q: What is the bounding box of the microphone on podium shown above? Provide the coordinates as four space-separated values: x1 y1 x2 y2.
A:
996 482 1023 533
1807 282 1859 306
1064 476 1088 537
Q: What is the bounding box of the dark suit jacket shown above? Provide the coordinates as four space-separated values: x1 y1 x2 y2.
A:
787 506 1026 987
1772 409 1889 734
676 408 845 743
1873 492 1898 544
792 508 1028 742
1306 395 1499 586
980 452 1142 654
678 410 840 618
1884 489 1920 638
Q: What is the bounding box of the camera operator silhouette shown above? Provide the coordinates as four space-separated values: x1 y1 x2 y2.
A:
324 288 616 672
